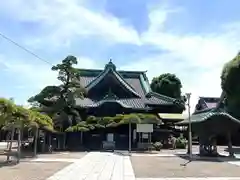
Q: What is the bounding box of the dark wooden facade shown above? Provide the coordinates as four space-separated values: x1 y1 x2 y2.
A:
178 93 240 156
66 61 185 150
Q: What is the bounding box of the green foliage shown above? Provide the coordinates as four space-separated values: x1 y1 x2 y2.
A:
65 113 160 132
153 141 163 151
120 114 141 124
86 116 98 124
30 110 53 129
150 73 182 99
65 121 94 132
0 98 16 124
112 114 124 123
101 117 113 126
0 97 53 130
28 55 86 129
221 53 240 113
175 134 187 149
65 126 89 132
137 113 160 124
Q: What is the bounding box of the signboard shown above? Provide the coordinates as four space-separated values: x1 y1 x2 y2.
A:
136 124 153 133
107 133 114 142
142 133 149 139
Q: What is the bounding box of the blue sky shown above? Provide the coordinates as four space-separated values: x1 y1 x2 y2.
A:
0 0 240 112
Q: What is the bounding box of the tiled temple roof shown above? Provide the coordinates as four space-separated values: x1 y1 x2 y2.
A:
85 64 141 97
76 61 185 110
197 97 220 110
177 92 240 125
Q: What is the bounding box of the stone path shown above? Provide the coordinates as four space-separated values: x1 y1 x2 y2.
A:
136 178 240 180
46 152 135 180
45 151 240 180
31 158 79 163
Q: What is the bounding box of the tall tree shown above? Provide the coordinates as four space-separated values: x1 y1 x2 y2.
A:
150 73 182 99
28 55 86 130
221 52 240 115
0 97 53 161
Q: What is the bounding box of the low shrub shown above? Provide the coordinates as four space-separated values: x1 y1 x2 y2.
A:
175 134 187 149
153 142 163 151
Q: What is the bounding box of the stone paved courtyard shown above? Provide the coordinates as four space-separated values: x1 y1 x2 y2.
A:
131 155 240 179
0 152 87 180
0 161 71 180
0 147 240 180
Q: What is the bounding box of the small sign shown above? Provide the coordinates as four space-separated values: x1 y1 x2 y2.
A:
136 124 153 133
107 133 114 142
142 133 149 139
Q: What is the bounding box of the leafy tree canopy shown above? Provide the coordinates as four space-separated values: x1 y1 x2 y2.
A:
65 113 161 132
150 73 182 99
28 55 86 129
0 97 53 130
221 52 240 113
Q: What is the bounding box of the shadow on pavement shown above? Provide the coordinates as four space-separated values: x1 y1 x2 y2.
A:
177 153 240 163
0 160 18 168
224 147 240 154
113 151 130 156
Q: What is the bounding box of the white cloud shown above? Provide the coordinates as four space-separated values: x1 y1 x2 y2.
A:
0 55 98 89
122 6 240 114
1 1 240 113
0 54 100 105
0 0 141 48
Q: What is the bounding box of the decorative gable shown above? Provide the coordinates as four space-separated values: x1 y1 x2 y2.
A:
195 96 221 111
76 60 185 113
85 60 140 99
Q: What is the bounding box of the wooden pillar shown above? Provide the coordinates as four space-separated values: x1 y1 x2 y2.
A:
48 133 52 152
199 135 202 155
80 131 83 145
129 122 131 153
42 132 46 152
187 127 190 154
227 132 234 157
57 135 60 150
63 132 66 150
33 128 38 157
17 128 21 163
7 127 15 161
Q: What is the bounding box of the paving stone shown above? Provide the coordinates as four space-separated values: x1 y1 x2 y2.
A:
0 161 71 180
131 156 240 178
46 152 135 180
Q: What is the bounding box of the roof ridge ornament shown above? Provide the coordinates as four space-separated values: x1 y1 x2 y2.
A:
105 59 116 70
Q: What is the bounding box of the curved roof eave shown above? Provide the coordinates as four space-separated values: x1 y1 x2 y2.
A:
177 111 240 126
85 68 141 97
90 99 131 108
146 91 185 108
200 112 240 124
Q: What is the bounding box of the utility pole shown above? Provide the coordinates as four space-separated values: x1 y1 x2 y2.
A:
186 93 192 160
129 120 131 154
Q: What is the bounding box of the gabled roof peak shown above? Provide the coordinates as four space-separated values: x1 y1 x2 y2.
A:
103 88 119 100
105 59 116 71
199 97 220 102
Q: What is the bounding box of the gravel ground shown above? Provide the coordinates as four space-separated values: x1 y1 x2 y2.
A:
0 152 87 180
0 161 71 180
131 156 240 178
